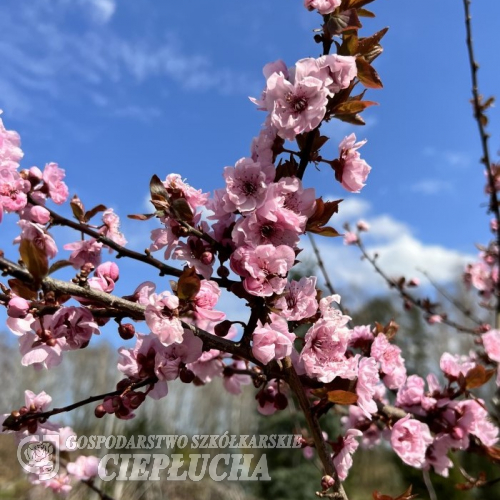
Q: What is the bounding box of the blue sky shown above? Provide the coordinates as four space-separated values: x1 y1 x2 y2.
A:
1 0 500 315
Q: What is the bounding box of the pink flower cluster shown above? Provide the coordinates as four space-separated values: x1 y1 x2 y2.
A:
251 56 356 141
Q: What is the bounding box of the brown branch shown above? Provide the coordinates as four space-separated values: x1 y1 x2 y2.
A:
35 198 235 289
462 0 500 328
7 377 157 428
282 356 348 500
0 255 256 361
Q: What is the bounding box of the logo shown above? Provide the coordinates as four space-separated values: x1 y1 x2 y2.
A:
17 435 60 481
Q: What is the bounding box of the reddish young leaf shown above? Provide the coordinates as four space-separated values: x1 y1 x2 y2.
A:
356 56 383 89
127 213 155 221
177 266 201 301
332 100 378 114
84 204 107 223
358 27 389 55
70 194 85 222
19 239 49 285
327 390 358 405
358 8 375 17
8 279 38 301
465 365 495 389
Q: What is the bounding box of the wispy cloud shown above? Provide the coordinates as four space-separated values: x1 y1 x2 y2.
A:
297 199 473 304
411 178 453 195
0 1 255 120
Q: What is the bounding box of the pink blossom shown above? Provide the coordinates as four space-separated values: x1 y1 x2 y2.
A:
7 295 30 318
274 276 318 321
149 224 180 261
66 455 101 481
464 261 494 297
427 314 442 324
356 220 370 232
256 380 286 415
163 173 209 212
341 406 381 449
29 205 51 224
222 157 273 213
41 475 72 496
343 231 358 245
356 357 380 418
64 238 103 269
232 203 303 249
194 280 225 321
173 232 214 279
252 314 296 364
25 390 52 412
155 329 203 381
439 352 475 379
42 163 69 204
301 314 356 383
304 0 341 15
370 333 407 389
51 307 100 349
456 400 498 446
230 244 295 297
0 168 30 219
91 261 120 293
336 134 371 193
425 435 454 477
145 291 184 346
187 349 224 383
19 331 65 369
100 209 127 246
333 429 362 481
396 375 437 416
317 54 357 93
251 122 279 167
391 415 433 468
254 58 330 141
265 177 317 220
482 329 500 362
0 112 23 170
223 360 252 395
348 325 374 349
17 220 58 259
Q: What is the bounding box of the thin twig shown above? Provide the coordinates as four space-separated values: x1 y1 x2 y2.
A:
462 0 500 328
419 268 483 325
356 237 479 335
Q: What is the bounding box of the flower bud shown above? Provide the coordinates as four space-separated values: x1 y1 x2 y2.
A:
201 251 214 265
214 320 233 337
7 296 30 318
217 266 230 279
30 205 51 224
321 475 335 491
118 323 136 340
94 405 107 418
180 367 195 384
274 392 288 410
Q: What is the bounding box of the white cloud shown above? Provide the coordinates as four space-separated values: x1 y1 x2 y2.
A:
87 0 116 24
0 1 256 119
411 178 453 195
299 201 474 304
